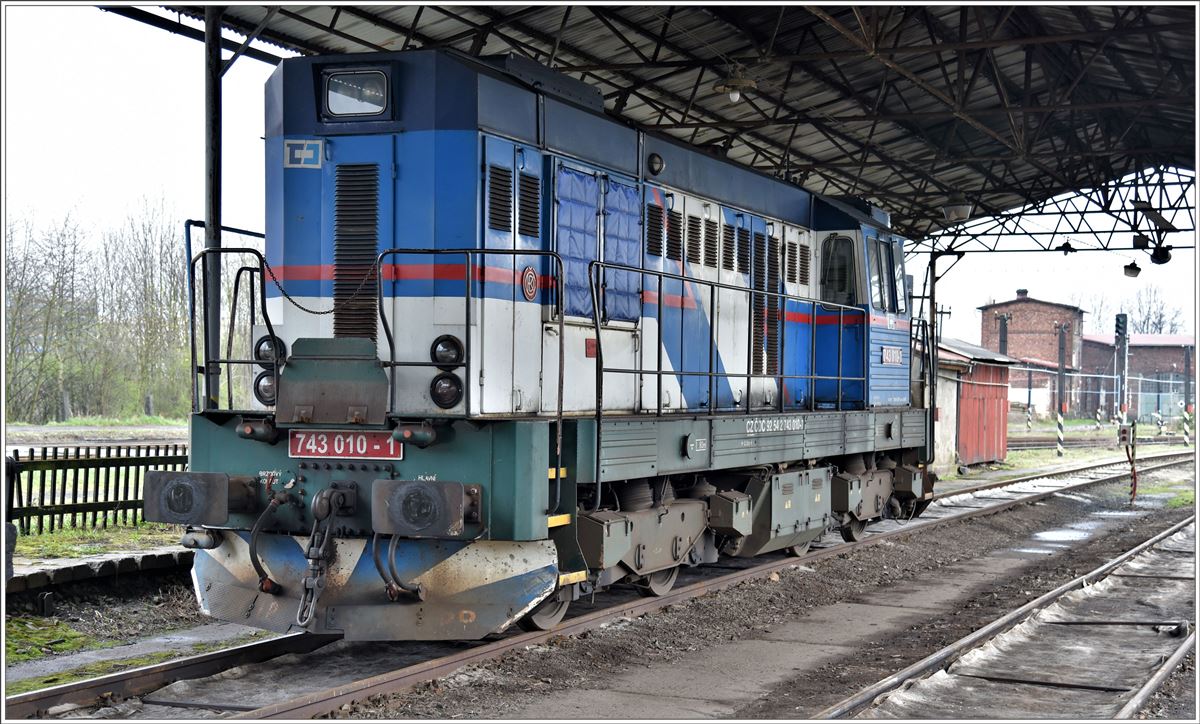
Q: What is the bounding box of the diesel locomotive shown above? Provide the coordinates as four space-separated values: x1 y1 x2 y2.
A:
147 49 937 639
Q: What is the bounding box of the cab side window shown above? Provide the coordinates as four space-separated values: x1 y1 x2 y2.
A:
820 235 856 306
892 241 907 314
870 238 896 312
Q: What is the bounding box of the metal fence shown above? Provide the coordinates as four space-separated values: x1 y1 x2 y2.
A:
4 445 188 535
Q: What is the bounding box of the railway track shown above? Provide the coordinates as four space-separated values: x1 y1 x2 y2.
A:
815 516 1196 719
8 451 1194 719
1006 435 1183 451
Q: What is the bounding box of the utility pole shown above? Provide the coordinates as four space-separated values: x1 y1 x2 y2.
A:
996 312 1011 355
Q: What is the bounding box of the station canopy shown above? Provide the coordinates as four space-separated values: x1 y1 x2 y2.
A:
124 5 1196 248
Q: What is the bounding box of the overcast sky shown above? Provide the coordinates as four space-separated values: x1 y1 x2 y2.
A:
4 4 1196 345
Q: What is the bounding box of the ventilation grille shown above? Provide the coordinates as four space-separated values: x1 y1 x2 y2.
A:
666 209 683 260
751 232 767 375
518 172 539 238
799 244 811 285
786 242 799 284
736 227 750 273
487 165 513 232
646 203 664 257
704 220 719 268
333 164 380 341
766 235 781 375
686 216 703 265
721 225 736 271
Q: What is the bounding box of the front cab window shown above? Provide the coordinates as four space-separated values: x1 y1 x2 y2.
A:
326 71 388 116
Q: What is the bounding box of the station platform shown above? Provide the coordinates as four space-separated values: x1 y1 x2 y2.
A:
6 545 192 594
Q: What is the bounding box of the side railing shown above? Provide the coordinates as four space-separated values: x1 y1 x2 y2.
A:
376 248 569 512
586 260 869 501
188 246 279 412
5 445 189 534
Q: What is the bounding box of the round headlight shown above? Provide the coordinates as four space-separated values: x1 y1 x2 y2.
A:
253 370 277 406
253 335 287 369
429 373 463 409
430 335 464 370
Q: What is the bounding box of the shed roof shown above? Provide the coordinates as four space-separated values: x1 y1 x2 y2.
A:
940 336 1021 365
1082 333 1196 348
122 5 1195 241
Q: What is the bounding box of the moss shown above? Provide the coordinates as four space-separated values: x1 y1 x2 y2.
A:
13 523 182 559
4 617 103 664
3 630 275 696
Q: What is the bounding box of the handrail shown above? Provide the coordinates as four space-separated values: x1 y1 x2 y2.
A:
183 221 267 410
226 266 262 409
188 248 280 414
375 248 569 514
586 259 870 506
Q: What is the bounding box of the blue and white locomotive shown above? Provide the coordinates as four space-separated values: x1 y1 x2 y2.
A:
147 49 935 639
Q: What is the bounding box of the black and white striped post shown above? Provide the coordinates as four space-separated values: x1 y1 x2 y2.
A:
1094 407 1102 430
1184 407 1192 446
1057 405 1066 457
1055 322 1068 457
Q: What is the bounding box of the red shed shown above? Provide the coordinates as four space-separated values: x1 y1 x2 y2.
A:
939 338 1018 468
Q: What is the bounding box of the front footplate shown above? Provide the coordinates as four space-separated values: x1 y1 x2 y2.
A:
191 533 557 640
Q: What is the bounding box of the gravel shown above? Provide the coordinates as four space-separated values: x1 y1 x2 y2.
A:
1137 653 1196 720
341 471 1195 720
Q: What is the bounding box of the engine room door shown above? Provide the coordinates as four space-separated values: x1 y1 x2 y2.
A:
480 136 517 414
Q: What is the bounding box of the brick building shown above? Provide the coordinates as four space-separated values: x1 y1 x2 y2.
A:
978 289 1084 416
1080 334 1194 420
979 289 1194 421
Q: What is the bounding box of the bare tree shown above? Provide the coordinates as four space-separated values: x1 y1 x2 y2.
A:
1126 285 1184 335
1070 292 1112 335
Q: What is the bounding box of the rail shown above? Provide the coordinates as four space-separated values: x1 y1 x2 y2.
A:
4 445 189 534
188 247 279 413
585 259 868 502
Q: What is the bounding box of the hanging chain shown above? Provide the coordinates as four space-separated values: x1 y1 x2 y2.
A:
296 488 342 627
261 257 380 316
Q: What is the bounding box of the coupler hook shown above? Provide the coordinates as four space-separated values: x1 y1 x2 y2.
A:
296 488 344 627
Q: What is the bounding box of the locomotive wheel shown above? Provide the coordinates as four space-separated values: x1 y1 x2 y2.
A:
636 566 679 597
839 519 868 543
516 595 570 632
786 541 812 557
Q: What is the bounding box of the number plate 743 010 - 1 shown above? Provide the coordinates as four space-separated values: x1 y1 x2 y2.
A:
288 430 403 460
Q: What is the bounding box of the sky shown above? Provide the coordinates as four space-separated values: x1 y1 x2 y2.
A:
3 4 1196 346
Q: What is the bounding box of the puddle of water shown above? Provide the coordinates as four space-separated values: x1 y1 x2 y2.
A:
1067 519 1103 531
1091 510 1139 517
1033 529 1089 542
1010 547 1058 555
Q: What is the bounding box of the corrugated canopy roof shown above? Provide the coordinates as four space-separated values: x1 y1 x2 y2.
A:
142 5 1195 240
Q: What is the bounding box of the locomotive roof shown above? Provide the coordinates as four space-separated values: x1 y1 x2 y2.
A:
132 6 1194 241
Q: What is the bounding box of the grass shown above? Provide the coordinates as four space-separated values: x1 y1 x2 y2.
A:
9 415 188 428
13 523 182 559
1137 479 1196 510
939 447 1123 481
4 616 104 664
3 629 274 695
